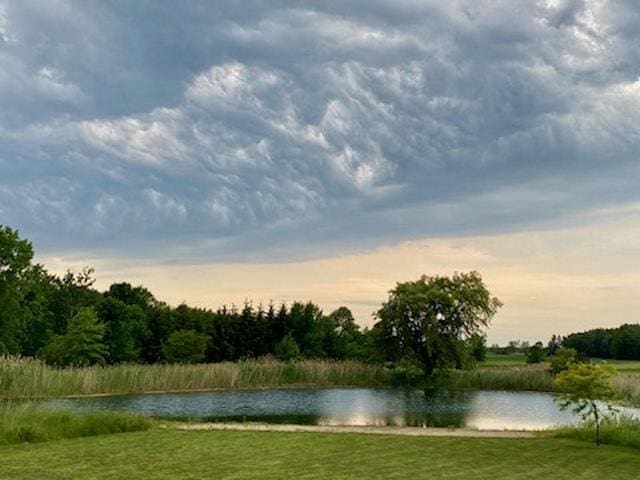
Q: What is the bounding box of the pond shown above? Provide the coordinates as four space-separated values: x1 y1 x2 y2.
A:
42 388 640 430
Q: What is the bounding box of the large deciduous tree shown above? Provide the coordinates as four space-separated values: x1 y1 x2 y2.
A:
372 272 501 377
0 226 57 355
98 297 147 364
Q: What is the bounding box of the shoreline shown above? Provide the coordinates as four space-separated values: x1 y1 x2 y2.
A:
174 422 539 438
3 383 560 401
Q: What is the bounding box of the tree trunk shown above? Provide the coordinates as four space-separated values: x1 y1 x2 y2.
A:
592 401 600 447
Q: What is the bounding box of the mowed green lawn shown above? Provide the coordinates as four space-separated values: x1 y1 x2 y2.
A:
1 429 639 479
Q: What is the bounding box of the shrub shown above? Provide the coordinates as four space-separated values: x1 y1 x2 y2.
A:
390 357 424 387
549 347 577 375
274 335 300 361
163 330 208 364
526 342 546 364
469 333 487 362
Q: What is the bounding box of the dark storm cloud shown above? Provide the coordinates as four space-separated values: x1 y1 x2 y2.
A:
0 0 639 259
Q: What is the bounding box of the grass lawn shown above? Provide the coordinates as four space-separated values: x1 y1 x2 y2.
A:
1 429 639 479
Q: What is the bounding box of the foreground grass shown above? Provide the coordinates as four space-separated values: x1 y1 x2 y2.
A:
553 415 640 451
0 356 389 399
0 404 152 445
1 428 639 479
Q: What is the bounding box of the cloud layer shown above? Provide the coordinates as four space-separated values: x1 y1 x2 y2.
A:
1 0 640 259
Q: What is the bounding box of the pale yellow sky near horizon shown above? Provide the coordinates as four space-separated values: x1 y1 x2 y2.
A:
39 204 640 345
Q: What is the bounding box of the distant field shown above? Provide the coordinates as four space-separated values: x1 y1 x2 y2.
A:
482 353 640 373
592 359 640 373
481 353 527 367
478 353 640 405
1 429 639 479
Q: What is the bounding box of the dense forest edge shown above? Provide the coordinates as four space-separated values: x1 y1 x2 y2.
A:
0 224 500 369
1 224 640 403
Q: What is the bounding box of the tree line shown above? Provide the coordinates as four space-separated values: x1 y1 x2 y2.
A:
1 225 503 375
0 226 373 365
562 325 640 360
490 326 640 363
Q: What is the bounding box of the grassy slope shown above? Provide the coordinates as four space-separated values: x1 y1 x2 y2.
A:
1 429 640 479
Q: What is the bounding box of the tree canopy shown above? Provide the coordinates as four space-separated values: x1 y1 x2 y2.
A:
563 325 640 360
0 225 376 365
371 272 501 377
0 226 518 381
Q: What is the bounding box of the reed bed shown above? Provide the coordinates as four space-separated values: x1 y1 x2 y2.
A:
435 367 558 392
2 355 638 402
438 367 640 404
612 374 640 407
0 356 390 399
0 402 152 445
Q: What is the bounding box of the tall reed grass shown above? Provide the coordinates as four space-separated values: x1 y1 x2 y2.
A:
0 356 390 399
2 356 638 403
441 367 640 405
612 374 640 407
433 367 558 392
0 403 152 445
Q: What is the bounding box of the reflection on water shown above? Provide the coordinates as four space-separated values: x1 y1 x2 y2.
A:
42 388 640 431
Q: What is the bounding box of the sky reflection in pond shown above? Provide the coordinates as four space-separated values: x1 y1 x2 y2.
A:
42 388 640 431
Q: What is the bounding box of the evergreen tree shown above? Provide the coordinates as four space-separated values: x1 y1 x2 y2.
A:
43 308 107 366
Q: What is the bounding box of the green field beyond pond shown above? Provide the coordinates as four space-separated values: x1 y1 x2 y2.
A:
478 354 640 406
482 353 640 373
1 429 639 480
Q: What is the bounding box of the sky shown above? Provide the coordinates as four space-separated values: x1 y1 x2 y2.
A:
1 0 639 344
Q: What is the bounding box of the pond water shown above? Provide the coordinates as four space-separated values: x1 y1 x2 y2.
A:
42 388 640 430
